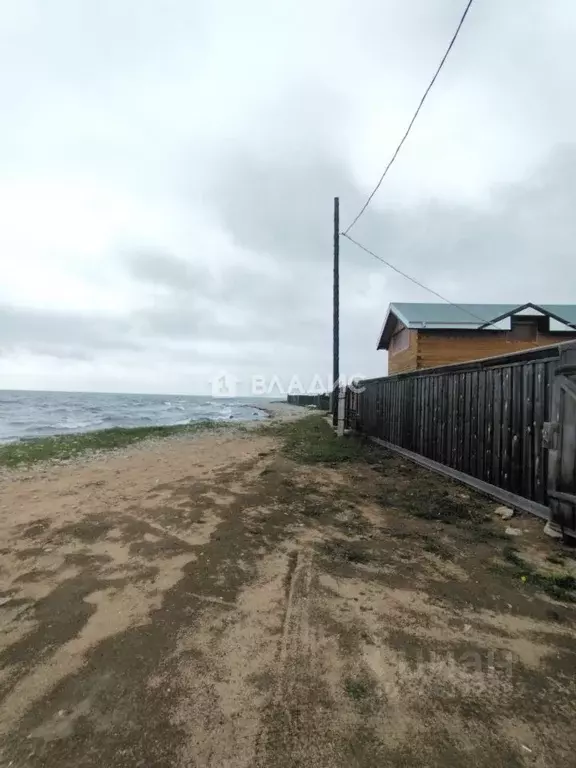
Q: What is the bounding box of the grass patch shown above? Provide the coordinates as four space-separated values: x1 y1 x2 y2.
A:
322 540 372 565
0 421 230 468
502 546 576 602
422 539 454 560
262 415 374 465
395 487 491 528
546 554 566 566
344 677 373 701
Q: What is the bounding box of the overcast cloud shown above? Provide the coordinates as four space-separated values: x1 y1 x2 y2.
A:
1 0 575 394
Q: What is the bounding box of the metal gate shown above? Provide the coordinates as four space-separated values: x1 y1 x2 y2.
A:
547 347 576 536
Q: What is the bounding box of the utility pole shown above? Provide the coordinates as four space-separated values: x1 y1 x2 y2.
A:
332 196 340 425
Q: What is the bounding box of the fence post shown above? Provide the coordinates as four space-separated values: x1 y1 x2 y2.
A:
337 388 346 436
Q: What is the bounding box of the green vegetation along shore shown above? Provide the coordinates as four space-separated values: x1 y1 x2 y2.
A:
0 421 231 468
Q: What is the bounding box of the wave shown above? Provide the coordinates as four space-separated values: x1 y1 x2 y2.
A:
0 392 269 443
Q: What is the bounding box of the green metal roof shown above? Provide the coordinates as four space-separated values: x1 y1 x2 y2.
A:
378 302 576 350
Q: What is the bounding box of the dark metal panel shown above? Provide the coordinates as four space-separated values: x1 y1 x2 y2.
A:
476 370 486 480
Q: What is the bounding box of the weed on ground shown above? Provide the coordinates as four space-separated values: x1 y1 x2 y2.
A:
500 546 576 603
261 416 376 465
0 421 231 468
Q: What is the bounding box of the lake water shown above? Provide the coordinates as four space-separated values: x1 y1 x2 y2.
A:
0 390 269 443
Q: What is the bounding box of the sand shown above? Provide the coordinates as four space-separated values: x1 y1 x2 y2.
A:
1 403 576 767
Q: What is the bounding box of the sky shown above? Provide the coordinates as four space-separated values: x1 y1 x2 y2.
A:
1 0 575 395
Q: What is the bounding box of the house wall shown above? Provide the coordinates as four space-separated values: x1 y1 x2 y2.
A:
416 330 576 370
388 330 419 374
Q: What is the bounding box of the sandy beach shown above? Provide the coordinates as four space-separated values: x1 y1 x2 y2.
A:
1 407 576 767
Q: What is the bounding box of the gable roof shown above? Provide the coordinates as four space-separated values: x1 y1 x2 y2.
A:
377 302 576 350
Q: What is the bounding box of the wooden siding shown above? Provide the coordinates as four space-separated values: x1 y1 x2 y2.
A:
388 330 419 374
417 330 576 371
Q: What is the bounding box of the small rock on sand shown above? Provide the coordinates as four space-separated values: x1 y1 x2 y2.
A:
494 505 514 520
543 521 563 539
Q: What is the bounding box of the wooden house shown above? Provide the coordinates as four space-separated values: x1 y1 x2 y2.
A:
378 302 576 374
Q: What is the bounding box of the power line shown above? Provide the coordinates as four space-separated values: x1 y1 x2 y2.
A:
344 0 476 235
341 232 496 327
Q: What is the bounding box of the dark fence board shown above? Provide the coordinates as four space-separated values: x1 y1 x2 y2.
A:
476 370 485 480
501 368 512 490
346 341 576 511
287 394 330 409
511 365 523 495
492 368 502 486
485 369 494 485
522 364 534 500
533 363 546 504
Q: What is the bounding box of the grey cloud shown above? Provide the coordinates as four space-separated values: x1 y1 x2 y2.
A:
200 123 576 376
0 305 139 360
207 126 576 298
2 0 576 392
125 250 211 293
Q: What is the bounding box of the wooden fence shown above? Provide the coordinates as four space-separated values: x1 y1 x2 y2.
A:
345 341 576 512
287 393 330 410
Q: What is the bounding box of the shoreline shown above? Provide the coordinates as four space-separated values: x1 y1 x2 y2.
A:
0 401 306 470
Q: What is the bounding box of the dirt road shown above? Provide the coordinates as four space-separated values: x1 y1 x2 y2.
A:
1 415 576 767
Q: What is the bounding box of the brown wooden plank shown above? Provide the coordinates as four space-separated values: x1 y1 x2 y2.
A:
416 330 575 370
